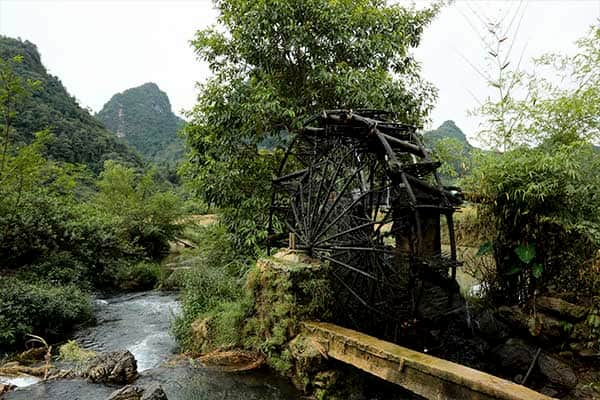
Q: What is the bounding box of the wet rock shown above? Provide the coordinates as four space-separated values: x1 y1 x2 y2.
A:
569 341 599 358
496 306 528 332
1 383 17 393
497 306 569 341
493 338 536 372
474 309 510 343
570 321 592 341
105 383 167 400
537 354 578 388
535 312 569 341
14 347 47 365
536 296 588 321
107 384 144 400
289 334 327 374
140 383 168 400
539 386 560 398
85 350 138 384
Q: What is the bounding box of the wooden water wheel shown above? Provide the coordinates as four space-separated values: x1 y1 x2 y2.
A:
268 110 462 339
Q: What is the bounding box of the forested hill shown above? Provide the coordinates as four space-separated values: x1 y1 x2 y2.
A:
423 120 475 180
97 82 185 164
0 36 141 172
423 120 473 151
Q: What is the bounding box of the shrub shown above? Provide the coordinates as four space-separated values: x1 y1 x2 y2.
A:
113 262 162 292
173 223 251 350
94 161 184 259
58 340 96 362
464 142 600 304
0 277 92 351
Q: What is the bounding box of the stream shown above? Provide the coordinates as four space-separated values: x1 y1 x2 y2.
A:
3 291 301 400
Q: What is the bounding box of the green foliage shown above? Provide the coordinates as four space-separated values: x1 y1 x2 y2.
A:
173 223 251 351
241 259 334 375
473 24 599 151
58 340 96 362
94 160 184 259
0 277 92 350
423 120 477 183
514 243 535 264
0 45 187 354
113 262 162 292
96 82 186 165
183 0 439 256
466 141 600 302
0 53 40 171
0 36 140 172
466 24 600 304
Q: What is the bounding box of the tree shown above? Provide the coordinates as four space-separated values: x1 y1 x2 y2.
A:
465 24 600 304
183 0 439 254
95 161 184 258
0 55 39 171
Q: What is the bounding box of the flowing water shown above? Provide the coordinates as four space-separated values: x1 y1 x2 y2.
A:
3 291 301 400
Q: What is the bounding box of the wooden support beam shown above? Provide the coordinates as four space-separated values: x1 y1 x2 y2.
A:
302 321 555 400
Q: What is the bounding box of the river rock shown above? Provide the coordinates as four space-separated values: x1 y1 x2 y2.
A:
497 306 568 341
107 385 144 400
474 309 510 343
493 338 536 372
496 306 528 332
537 354 578 388
289 334 327 374
106 383 167 400
535 312 569 341
1 383 16 394
570 321 592 341
536 296 588 321
85 350 138 384
141 383 168 400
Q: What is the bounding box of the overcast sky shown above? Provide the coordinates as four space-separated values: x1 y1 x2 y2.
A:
1 0 598 144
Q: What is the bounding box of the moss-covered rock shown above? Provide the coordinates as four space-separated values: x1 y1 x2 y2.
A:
242 251 334 375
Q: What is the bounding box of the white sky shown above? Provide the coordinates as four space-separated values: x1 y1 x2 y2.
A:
0 0 598 145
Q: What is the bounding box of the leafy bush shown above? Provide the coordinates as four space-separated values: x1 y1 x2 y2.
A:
465 142 600 304
58 340 96 362
94 161 184 259
113 262 162 292
173 223 251 350
0 277 92 351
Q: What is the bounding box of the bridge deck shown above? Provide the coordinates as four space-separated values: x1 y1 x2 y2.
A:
302 321 554 400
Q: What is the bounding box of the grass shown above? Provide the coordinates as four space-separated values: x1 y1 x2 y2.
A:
58 340 96 362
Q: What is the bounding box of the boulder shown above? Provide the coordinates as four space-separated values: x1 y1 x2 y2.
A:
85 350 138 384
190 317 210 351
493 338 536 372
570 321 592 341
1 383 16 394
106 383 168 400
475 309 510 343
497 306 569 341
107 385 144 400
569 341 600 358
141 384 168 400
496 306 528 332
289 334 327 374
536 296 588 321
534 312 569 341
537 354 578 388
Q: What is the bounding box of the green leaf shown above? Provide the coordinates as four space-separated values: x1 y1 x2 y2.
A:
476 241 493 257
532 263 543 279
505 266 522 276
515 243 536 264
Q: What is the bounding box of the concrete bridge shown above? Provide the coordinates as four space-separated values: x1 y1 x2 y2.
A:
302 321 554 400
